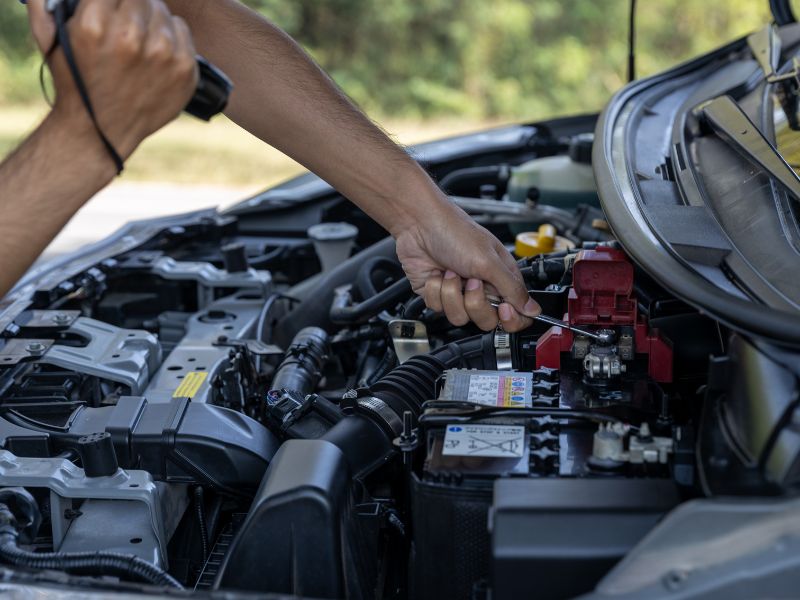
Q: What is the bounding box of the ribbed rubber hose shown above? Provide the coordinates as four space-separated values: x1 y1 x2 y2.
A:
0 534 183 589
365 335 495 419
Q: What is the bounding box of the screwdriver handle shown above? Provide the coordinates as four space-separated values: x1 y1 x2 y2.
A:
47 0 232 121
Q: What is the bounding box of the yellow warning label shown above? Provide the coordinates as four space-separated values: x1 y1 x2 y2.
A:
173 371 208 399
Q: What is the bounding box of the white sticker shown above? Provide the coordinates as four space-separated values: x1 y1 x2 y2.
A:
465 374 531 407
442 424 526 458
466 375 500 404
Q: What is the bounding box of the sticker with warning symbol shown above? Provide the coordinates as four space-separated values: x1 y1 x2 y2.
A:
442 424 526 458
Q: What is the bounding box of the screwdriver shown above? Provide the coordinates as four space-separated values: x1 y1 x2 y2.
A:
484 293 612 343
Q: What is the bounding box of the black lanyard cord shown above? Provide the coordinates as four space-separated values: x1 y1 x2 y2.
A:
51 1 125 175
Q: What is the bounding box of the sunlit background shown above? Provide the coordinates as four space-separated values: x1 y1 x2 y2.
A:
0 0 782 254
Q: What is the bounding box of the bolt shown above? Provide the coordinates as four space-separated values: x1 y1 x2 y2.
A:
52 313 71 325
26 341 46 355
401 411 413 440
664 570 689 591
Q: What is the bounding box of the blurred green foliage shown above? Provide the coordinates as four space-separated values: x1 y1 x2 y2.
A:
0 0 779 118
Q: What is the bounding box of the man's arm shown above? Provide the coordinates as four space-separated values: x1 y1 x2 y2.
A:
165 0 541 332
0 111 116 295
0 0 198 297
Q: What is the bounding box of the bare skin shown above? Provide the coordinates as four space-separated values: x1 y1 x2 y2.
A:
0 0 196 296
3 0 541 331
165 0 541 331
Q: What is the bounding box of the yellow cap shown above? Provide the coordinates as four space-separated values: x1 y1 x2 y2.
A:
515 224 558 257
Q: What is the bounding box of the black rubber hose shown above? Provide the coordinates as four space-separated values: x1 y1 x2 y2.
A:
364 348 397 387
438 165 508 195
321 334 496 476
430 333 497 370
402 295 427 320
194 487 209 564
271 327 330 394
0 531 182 589
275 237 397 344
329 277 412 325
368 355 447 418
354 257 404 300
322 414 395 477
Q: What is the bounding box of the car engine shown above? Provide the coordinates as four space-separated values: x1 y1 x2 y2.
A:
0 117 798 599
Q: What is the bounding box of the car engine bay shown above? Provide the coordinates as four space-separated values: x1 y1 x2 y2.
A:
0 105 799 600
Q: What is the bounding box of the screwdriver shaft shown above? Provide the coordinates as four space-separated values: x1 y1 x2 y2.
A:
485 292 603 341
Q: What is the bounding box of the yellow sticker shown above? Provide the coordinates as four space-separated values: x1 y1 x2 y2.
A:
173 371 208 399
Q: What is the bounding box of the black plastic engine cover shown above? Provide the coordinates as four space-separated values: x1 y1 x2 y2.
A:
214 439 349 597
491 478 679 599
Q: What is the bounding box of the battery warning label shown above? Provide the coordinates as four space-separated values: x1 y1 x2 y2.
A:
439 369 533 408
442 424 526 458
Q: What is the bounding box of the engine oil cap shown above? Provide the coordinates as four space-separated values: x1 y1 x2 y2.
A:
515 224 574 257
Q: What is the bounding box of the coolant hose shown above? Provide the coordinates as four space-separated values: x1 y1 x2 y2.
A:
354 257 404 300
0 505 182 589
275 237 398 343
329 277 412 325
402 295 427 320
271 327 330 394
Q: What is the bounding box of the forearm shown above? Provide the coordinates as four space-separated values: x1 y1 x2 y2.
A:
166 0 448 236
0 111 114 296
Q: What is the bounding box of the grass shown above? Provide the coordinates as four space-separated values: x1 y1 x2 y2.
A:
0 103 503 187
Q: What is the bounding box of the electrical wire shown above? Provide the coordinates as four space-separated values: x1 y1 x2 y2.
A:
628 0 637 82
418 400 625 426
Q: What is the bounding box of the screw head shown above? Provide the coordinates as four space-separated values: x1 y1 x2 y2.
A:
26 341 46 355
52 313 70 325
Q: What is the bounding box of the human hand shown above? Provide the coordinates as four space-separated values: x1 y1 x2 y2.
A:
394 195 541 332
27 0 198 162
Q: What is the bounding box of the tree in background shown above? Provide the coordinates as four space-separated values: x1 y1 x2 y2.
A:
0 0 777 118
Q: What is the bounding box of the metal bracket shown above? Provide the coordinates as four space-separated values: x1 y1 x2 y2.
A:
0 339 55 366
14 310 81 329
0 450 168 565
149 256 272 307
748 24 800 130
388 320 430 363
41 317 161 395
748 24 782 81
700 95 800 200
214 338 283 356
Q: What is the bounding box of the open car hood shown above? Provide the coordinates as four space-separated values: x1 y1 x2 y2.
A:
594 22 800 346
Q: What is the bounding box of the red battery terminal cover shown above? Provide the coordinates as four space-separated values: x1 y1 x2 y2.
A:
535 247 673 382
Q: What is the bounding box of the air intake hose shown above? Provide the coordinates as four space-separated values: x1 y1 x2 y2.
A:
270 326 330 395
214 333 499 596
324 333 496 476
